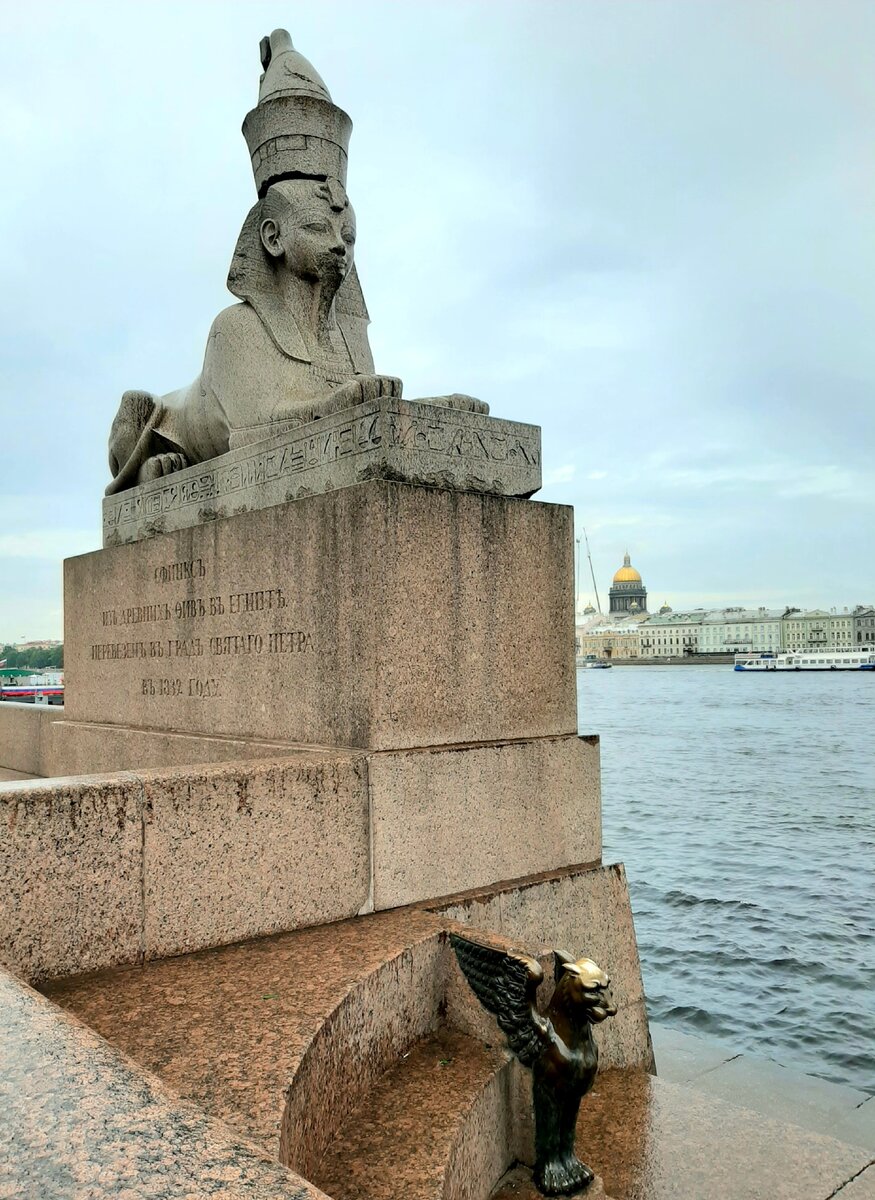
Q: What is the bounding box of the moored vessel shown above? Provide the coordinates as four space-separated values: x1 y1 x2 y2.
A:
734 650 875 671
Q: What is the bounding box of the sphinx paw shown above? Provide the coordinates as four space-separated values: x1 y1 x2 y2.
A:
445 392 489 415
352 374 402 402
138 452 189 484
416 392 490 415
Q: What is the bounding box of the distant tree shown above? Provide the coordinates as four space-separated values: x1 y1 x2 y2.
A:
0 644 64 671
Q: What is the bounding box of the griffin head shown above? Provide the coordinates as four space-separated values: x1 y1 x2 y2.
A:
552 950 617 1025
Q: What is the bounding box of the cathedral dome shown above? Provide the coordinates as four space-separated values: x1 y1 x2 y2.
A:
608 550 647 615
612 553 641 584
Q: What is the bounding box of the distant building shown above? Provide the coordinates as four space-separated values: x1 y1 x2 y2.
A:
782 609 854 651
608 552 647 615
639 610 706 658
577 619 642 661
852 606 875 648
698 608 785 655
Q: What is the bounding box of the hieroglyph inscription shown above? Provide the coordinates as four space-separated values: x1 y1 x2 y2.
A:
104 411 386 529
384 411 540 465
103 405 541 531
90 560 314 700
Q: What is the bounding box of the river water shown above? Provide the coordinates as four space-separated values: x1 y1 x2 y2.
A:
577 663 874 1095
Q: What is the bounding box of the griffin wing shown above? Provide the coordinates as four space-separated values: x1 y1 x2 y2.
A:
450 933 551 1067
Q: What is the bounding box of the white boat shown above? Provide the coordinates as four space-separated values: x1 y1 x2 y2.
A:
578 654 612 670
734 650 875 672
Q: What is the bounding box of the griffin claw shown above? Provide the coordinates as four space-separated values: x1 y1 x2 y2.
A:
535 1156 594 1195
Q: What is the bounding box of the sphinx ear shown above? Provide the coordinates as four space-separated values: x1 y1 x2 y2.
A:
260 218 283 259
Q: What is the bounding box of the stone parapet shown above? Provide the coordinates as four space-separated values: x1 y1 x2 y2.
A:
368 734 601 910
0 701 56 777
102 400 542 547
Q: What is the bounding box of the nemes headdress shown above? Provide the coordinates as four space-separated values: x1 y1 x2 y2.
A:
242 29 352 197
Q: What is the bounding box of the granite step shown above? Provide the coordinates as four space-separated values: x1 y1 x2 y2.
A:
307 1027 516 1200
0 968 327 1200
41 906 452 1173
650 1023 874 1149
575 1068 872 1200
492 1066 874 1200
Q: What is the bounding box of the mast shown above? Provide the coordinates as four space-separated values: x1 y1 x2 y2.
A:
575 537 582 616
583 527 602 614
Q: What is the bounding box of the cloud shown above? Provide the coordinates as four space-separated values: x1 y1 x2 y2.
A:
544 464 576 486
1 0 874 635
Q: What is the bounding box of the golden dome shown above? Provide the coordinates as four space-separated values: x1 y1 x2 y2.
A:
612 552 641 584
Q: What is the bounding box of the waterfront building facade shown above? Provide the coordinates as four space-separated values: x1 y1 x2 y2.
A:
577 620 642 660
852 606 875 647
608 552 648 615
639 610 706 658
781 609 854 650
698 608 785 654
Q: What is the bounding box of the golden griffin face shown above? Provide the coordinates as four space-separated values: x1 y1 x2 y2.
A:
558 957 617 1023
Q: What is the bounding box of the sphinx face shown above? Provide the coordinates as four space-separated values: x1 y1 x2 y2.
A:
263 178 356 294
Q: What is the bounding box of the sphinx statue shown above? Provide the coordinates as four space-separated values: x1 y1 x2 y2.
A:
107 30 486 495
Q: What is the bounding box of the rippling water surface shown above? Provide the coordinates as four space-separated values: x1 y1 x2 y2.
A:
577 664 874 1094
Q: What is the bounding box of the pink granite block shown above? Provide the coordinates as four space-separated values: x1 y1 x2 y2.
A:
0 774 143 982
142 757 371 959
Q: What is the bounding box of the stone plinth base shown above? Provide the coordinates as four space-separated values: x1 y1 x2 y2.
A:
1 736 600 981
102 399 542 547
68 481 576 751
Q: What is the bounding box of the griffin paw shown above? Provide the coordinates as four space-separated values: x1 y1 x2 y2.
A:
535 1155 594 1196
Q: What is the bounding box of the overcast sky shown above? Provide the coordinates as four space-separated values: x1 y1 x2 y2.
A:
1 0 873 638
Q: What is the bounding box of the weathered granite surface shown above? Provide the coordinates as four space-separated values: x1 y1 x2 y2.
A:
1 740 601 981
70 482 577 751
142 757 370 959
0 773 144 981
1 757 372 982
368 734 600 910
309 1028 515 1200
0 969 326 1200
43 908 450 1164
42 876 654 1183
45 716 322 776
103 399 541 545
0 700 55 776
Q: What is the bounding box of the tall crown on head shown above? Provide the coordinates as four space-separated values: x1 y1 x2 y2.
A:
242 29 352 198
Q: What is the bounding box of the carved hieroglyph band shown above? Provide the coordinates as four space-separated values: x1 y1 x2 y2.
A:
103 400 542 546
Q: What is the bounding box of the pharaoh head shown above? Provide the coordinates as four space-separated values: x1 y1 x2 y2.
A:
227 31 371 367
258 177 356 294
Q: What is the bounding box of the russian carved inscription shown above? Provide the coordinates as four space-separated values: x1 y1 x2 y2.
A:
89 559 314 706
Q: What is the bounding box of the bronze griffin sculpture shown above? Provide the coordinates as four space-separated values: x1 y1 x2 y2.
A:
450 934 616 1196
